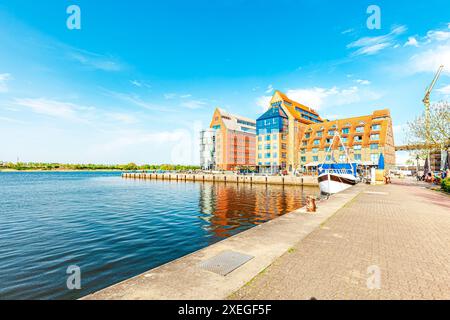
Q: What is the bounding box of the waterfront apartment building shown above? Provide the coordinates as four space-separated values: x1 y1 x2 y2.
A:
299 109 396 169
256 91 396 173
204 108 257 171
256 91 323 173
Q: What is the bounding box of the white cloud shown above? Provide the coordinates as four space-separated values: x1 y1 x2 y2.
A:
180 100 207 109
256 95 272 112
256 85 382 111
425 30 450 42
0 73 12 93
14 98 88 121
0 116 26 124
437 84 450 94
265 84 274 94
355 79 371 85
341 28 354 35
404 36 419 47
347 25 407 56
106 113 139 124
68 49 123 72
284 86 375 110
409 44 450 74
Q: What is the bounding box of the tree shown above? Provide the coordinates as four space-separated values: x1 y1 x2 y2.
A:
406 101 450 150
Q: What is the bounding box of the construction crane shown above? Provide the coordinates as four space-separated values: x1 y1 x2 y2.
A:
422 65 444 147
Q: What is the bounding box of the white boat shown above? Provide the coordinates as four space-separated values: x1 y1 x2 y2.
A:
317 129 358 195
318 170 357 194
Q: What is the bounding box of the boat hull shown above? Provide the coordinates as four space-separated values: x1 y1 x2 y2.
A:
318 173 356 194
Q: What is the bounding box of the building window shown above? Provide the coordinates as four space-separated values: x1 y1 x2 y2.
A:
312 148 318 153
354 136 363 142
258 153 262 159
370 144 379 150
354 154 362 161
265 153 271 158
282 153 287 159
272 134 278 139
342 137 348 143
265 144 271 150
313 156 319 162
301 149 306 154
313 139 320 145
372 124 381 131
258 136 262 141
342 128 350 134
282 143 287 149
339 155 346 162
258 145 262 150
302 141 307 146
328 130 335 136
354 145 362 151
305 133 311 139
325 138 332 144
339 146 345 151
317 131 323 137
371 154 379 163
265 135 271 141
370 134 380 141
301 156 307 162
273 152 278 158
355 127 364 133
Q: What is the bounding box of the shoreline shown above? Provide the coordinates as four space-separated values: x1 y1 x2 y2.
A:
83 184 365 300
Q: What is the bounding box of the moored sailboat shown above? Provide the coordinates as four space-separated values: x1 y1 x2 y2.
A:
317 128 358 194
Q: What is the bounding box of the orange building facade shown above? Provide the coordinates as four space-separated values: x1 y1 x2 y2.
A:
209 108 256 171
300 109 396 169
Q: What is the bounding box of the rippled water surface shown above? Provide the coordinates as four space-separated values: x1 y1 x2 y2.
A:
0 172 319 299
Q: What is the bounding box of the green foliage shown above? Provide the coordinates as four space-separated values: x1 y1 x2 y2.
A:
0 162 200 172
441 178 450 193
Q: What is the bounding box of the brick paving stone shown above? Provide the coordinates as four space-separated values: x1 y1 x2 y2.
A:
231 180 450 300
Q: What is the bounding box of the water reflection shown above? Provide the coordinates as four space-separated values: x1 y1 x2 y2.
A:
199 182 317 239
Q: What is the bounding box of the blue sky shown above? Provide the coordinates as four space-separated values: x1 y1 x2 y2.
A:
0 0 449 164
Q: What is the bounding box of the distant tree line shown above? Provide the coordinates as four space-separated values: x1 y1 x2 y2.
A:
0 162 200 171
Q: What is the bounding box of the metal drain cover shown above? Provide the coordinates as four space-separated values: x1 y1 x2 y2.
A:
199 250 254 276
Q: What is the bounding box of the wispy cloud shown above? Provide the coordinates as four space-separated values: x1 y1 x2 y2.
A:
347 25 407 56
257 85 382 111
341 28 354 35
355 79 371 85
437 84 450 95
68 49 124 72
180 100 207 109
130 80 152 89
265 84 274 94
0 73 12 93
256 95 272 112
14 97 90 121
0 116 26 124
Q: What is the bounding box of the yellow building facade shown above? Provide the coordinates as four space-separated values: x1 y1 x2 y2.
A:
256 91 396 173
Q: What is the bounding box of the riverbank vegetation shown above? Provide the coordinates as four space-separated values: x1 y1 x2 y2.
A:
0 162 200 171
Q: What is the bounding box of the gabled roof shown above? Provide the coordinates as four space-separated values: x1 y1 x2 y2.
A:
257 105 288 121
272 90 322 123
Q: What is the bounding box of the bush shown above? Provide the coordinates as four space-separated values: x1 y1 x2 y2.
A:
441 178 450 193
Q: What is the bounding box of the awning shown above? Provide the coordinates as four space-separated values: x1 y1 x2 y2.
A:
304 162 320 167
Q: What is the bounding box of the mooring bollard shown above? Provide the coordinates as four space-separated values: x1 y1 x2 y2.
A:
306 196 317 213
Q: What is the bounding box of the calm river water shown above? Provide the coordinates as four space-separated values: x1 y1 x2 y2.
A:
0 172 319 300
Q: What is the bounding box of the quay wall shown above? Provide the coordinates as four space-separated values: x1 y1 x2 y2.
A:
121 173 318 186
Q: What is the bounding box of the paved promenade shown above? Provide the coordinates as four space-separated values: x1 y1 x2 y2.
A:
232 180 450 300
